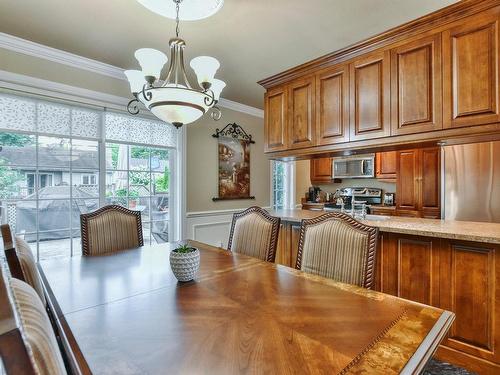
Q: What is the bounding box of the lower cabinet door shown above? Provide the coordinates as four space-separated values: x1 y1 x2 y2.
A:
375 233 500 373
290 224 301 269
438 239 500 366
274 223 290 266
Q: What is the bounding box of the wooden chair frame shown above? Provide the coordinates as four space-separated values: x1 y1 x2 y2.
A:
1 224 25 282
80 205 144 256
295 212 379 289
227 206 281 263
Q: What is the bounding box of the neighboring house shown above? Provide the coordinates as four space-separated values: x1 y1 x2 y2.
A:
0 145 168 198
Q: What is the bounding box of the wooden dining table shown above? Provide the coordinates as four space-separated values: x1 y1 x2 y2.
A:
38 241 454 375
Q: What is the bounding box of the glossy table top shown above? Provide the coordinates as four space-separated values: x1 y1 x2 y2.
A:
39 241 454 375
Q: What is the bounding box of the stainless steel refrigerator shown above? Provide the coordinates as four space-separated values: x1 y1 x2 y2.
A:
443 141 500 223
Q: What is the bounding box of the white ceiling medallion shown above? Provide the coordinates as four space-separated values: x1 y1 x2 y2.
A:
126 0 226 128
137 0 224 21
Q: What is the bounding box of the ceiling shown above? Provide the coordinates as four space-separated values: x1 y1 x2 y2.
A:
0 0 459 109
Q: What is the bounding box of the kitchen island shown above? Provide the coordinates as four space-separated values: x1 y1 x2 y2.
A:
267 208 500 374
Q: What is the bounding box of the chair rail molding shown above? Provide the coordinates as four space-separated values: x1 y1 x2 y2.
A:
0 32 264 118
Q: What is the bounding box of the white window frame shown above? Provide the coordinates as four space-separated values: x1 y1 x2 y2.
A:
270 160 295 209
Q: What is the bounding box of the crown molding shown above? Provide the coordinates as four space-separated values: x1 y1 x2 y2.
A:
0 69 141 113
0 32 125 81
0 32 264 118
218 98 263 118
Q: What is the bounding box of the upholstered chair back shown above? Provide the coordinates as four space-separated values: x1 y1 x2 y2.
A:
10 279 67 375
14 237 47 306
296 213 378 289
80 205 144 256
228 207 280 262
0 266 66 375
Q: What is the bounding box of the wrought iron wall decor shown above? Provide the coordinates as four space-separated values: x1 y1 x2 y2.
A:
212 123 255 201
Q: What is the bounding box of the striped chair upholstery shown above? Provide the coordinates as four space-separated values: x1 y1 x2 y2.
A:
14 236 47 306
296 212 378 289
228 207 280 262
10 278 66 375
80 205 144 256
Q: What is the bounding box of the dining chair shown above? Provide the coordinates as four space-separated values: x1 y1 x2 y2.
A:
0 266 67 375
1 224 47 306
227 206 281 262
80 204 144 256
295 212 378 289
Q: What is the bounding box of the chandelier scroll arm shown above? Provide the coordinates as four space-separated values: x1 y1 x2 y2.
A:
127 96 140 115
203 89 216 107
211 105 222 121
142 84 153 101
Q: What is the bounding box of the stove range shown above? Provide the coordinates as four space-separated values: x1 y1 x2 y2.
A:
324 187 383 212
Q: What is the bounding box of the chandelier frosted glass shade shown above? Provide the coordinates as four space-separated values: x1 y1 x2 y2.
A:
124 70 147 93
190 56 220 88
137 0 224 21
134 48 168 81
210 79 226 101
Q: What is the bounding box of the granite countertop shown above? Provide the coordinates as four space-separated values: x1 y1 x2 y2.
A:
267 209 500 245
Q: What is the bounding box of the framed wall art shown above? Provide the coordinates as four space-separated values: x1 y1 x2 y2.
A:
212 123 255 201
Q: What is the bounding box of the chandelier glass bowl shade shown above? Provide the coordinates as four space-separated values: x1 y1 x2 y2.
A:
125 0 225 128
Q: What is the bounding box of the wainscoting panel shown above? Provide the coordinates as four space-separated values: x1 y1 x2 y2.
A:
185 208 264 248
186 207 271 248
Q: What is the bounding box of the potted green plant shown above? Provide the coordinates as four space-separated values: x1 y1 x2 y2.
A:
169 243 200 282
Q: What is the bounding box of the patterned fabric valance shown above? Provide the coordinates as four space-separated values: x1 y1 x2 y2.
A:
105 111 177 148
0 92 177 148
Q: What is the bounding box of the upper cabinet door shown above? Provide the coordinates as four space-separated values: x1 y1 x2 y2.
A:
443 9 500 129
264 86 288 152
310 158 332 183
288 77 316 149
349 50 391 141
316 65 349 145
391 34 442 135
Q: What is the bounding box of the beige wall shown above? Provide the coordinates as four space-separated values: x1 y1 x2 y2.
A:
295 160 395 204
0 48 129 98
186 108 268 212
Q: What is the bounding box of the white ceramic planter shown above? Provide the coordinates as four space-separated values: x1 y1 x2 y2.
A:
169 248 200 282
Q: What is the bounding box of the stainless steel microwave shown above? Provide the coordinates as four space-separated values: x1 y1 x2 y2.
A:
332 154 375 179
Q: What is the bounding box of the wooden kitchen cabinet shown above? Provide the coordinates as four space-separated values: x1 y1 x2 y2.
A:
264 86 288 152
390 34 442 135
275 221 301 269
310 157 332 184
315 64 350 145
370 206 396 216
443 8 500 129
288 76 316 149
375 151 397 181
349 50 391 141
396 147 440 218
420 147 441 218
375 233 500 374
260 3 500 157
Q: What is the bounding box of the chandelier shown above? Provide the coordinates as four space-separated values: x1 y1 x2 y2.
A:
125 0 225 129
